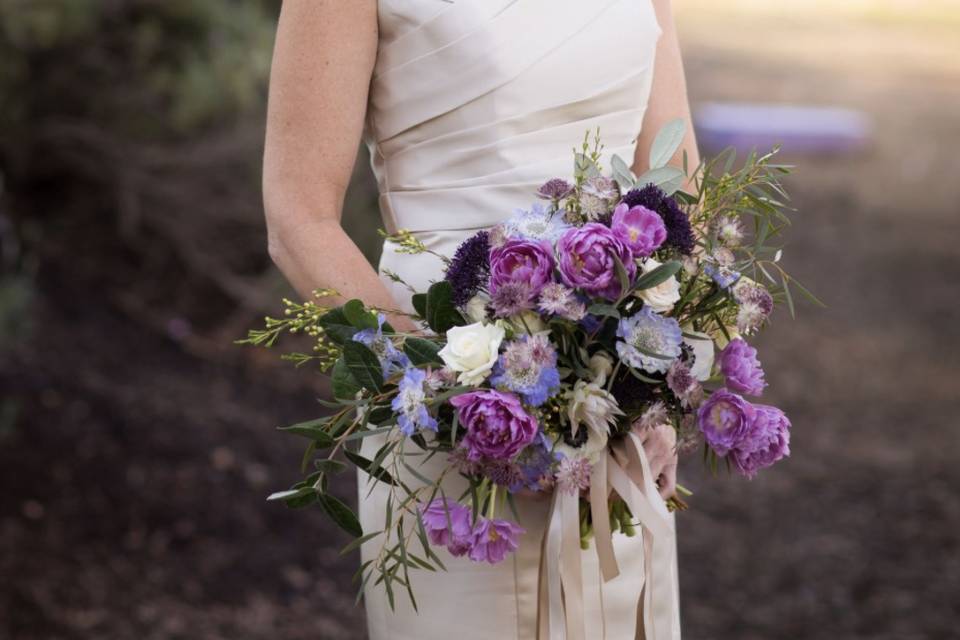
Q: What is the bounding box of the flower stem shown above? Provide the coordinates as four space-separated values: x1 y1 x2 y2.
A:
487 485 498 519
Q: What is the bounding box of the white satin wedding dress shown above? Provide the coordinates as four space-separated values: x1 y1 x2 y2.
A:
358 1 680 638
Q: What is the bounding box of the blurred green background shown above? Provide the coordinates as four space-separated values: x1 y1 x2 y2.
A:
1 1 958 638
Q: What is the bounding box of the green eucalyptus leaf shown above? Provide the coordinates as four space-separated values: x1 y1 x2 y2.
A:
317 306 357 345
411 293 428 319
612 254 632 302
340 531 383 556
610 154 635 189
314 459 348 474
635 166 685 195
342 299 379 330
574 152 601 179
342 342 384 393
634 260 682 291
344 450 397 486
587 303 620 319
403 337 442 366
425 281 464 334
648 118 686 170
267 487 313 502
318 493 363 537
331 358 362 400
279 419 335 447
268 486 318 509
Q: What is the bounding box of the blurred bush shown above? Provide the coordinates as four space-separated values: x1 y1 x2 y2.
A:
0 0 282 336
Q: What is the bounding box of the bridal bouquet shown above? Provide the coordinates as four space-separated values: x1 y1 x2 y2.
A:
241 121 816 618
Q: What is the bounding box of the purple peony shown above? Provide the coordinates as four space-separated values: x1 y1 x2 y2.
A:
610 202 667 257
489 238 556 296
468 518 525 564
697 389 756 456
557 223 636 300
419 498 474 556
450 389 539 461
719 338 767 396
731 404 791 478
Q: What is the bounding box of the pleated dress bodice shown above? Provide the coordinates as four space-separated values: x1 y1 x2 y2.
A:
365 0 661 306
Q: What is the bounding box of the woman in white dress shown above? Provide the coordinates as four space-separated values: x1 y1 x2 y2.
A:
263 2 699 638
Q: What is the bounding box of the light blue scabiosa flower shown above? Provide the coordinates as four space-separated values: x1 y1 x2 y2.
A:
615 306 683 374
490 333 561 407
352 313 411 379
502 202 571 243
391 367 437 436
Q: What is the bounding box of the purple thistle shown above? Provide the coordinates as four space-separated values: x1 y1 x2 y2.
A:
445 231 491 307
621 184 696 255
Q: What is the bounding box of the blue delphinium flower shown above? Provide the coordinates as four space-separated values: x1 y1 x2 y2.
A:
352 313 410 379
391 368 437 436
490 334 561 407
704 263 741 289
502 202 571 243
615 306 683 374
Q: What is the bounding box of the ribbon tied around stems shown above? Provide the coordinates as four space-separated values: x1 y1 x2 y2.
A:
537 432 677 640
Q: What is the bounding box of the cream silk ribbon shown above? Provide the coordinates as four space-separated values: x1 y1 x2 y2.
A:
538 432 676 640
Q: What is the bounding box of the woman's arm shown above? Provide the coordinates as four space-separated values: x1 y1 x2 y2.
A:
632 0 697 499
633 0 700 183
263 0 417 331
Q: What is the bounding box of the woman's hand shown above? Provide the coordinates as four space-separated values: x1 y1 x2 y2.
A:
636 423 679 501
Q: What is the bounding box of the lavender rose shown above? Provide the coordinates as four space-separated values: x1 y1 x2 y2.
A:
557 223 636 300
719 338 767 396
450 389 538 460
468 518 525 564
610 202 667 257
697 389 756 456
489 237 556 296
731 404 791 478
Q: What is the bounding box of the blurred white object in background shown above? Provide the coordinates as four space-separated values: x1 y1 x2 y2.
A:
695 102 872 154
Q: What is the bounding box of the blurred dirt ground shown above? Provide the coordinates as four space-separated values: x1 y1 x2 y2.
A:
2 3 959 639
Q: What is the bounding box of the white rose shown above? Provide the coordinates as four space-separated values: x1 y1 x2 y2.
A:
682 327 714 381
635 258 681 313
437 321 504 386
464 294 490 324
